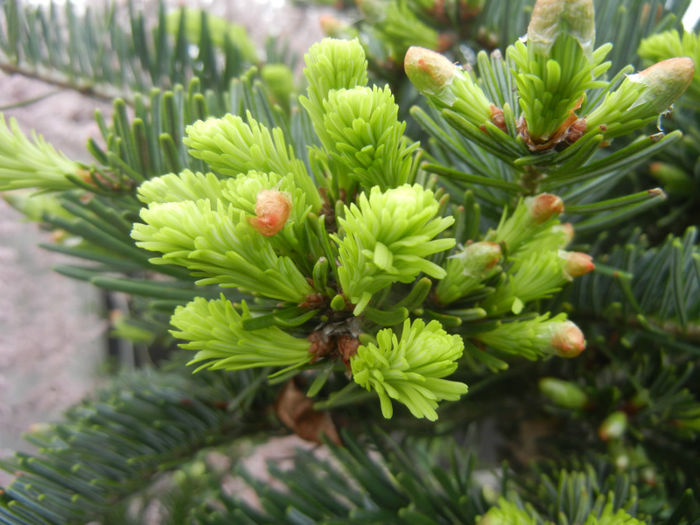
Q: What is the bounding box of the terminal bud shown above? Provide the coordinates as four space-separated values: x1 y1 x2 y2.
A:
248 190 292 236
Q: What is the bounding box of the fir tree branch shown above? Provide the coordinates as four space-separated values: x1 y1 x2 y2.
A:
0 0 261 104
568 227 700 335
0 357 275 524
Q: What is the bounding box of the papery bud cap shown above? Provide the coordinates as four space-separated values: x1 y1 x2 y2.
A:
248 189 292 236
528 0 595 56
632 57 694 113
319 15 343 36
404 46 459 95
527 193 564 223
562 250 595 278
550 320 586 357
599 411 628 441
459 241 502 275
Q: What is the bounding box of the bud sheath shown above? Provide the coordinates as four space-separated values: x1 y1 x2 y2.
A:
631 57 695 114
404 46 459 97
549 320 586 357
248 190 292 236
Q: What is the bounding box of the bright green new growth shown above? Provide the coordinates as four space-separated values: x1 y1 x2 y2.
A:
301 38 422 193
480 496 644 525
449 67 495 126
171 296 312 372
638 29 700 65
508 0 612 147
138 169 310 229
334 184 455 314
137 169 313 261
322 85 419 190
137 170 225 205
508 34 611 147
303 38 369 105
131 199 313 303
584 501 646 525
478 499 537 525
475 313 583 360
587 57 695 137
0 116 80 192
184 114 321 210
351 318 467 421
484 249 571 315
476 194 583 317
435 241 502 305
300 38 369 146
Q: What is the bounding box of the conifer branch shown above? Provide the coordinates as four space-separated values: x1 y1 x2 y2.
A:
0 0 261 103
569 227 700 335
0 357 273 524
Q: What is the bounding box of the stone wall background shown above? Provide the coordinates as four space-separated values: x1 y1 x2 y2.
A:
0 74 110 485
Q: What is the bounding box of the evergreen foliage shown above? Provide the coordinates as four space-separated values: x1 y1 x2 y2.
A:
0 0 262 100
0 356 273 524
351 318 468 420
0 0 698 523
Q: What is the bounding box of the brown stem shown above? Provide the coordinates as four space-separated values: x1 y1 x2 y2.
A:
0 61 131 104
